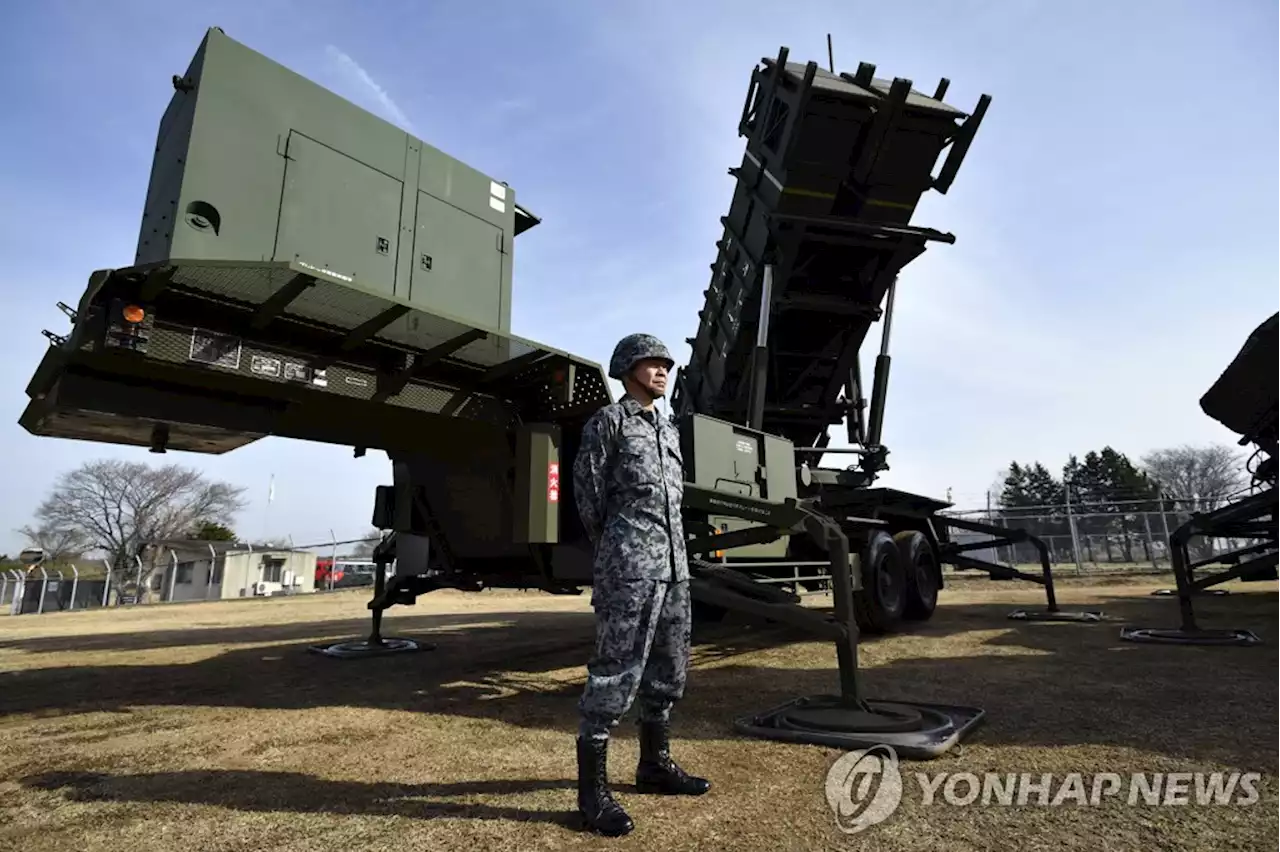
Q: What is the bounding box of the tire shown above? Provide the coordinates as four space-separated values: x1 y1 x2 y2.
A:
894 530 940 621
852 530 907 634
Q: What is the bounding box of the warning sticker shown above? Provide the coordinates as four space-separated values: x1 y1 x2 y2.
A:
251 355 282 378
547 461 560 503
189 330 242 370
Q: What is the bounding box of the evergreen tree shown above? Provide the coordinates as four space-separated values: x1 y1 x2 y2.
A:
995 447 1177 566
1024 462 1065 508
1098 447 1161 509
191 521 237 541
1000 462 1032 513
1060 447 1161 563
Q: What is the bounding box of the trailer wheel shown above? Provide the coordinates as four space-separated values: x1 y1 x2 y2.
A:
852 531 906 634
894 530 940 621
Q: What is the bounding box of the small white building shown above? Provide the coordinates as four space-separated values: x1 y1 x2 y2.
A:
146 540 317 602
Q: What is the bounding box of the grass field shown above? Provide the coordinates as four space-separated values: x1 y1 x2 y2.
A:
0 574 1275 851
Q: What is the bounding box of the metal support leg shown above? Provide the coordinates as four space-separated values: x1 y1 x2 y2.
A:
368 557 387 645
1121 488 1274 647
730 512 985 759
1007 534 1103 623
938 515 1102 622
308 532 436 659
826 524 860 704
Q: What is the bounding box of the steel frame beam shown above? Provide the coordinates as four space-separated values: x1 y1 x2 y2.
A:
1122 486 1277 646
933 514 1104 623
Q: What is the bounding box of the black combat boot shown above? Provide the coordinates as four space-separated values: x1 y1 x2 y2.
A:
576 736 634 836
635 720 711 795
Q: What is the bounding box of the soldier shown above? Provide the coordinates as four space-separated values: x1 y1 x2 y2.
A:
571 332 710 836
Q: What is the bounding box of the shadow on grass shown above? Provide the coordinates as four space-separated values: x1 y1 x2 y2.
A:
24 769 585 825
2 585 1275 772
0 609 585 655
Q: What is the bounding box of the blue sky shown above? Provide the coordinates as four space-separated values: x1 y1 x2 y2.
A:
0 0 1275 555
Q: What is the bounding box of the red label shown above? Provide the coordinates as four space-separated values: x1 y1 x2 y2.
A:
547 462 560 503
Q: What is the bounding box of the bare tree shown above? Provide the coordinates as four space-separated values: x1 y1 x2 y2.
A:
1140 444 1248 511
986 468 1012 511
15 524 88 565
27 459 248 585
348 528 384 558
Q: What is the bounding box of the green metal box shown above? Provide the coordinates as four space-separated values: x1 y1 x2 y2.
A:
513 424 562 544
679 413 797 558
136 26 533 334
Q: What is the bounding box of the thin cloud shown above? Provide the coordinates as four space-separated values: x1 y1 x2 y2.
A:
324 45 415 132
492 97 534 115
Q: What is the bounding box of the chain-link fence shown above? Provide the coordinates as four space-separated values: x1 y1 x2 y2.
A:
2 534 387 616
298 535 385 592
0 565 113 615
940 497 1262 577
7 495 1263 614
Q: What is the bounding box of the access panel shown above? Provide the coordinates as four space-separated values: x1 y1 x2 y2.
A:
274 132 404 298
680 413 797 558
409 191 505 329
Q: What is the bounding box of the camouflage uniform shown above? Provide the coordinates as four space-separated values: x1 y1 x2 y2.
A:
571 333 709 838
573 390 691 739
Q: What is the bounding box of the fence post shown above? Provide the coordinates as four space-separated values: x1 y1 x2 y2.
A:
1158 494 1174 567
37 566 49 615
332 527 343 588
167 550 179 602
1141 512 1159 571
102 558 112 607
1064 483 1084 574
69 565 79 611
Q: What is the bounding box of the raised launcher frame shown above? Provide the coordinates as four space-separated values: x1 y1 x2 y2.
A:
1123 312 1278 648
670 48 1099 628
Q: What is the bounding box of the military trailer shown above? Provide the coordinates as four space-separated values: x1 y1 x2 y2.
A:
669 49 1097 632
1122 312 1278 647
20 26 849 641
18 27 1060 756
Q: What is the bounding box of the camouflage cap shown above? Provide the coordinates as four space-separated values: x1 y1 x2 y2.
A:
608 333 674 380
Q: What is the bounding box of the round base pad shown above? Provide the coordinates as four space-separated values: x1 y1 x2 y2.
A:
735 696 985 759
1008 609 1103 623
307 637 435 658
1120 627 1260 647
780 703 925 734
1151 589 1229 597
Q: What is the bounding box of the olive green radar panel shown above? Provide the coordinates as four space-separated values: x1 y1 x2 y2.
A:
20 27 613 457
138 26 534 332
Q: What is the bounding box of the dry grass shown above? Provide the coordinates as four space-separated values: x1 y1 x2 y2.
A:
0 574 1275 852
